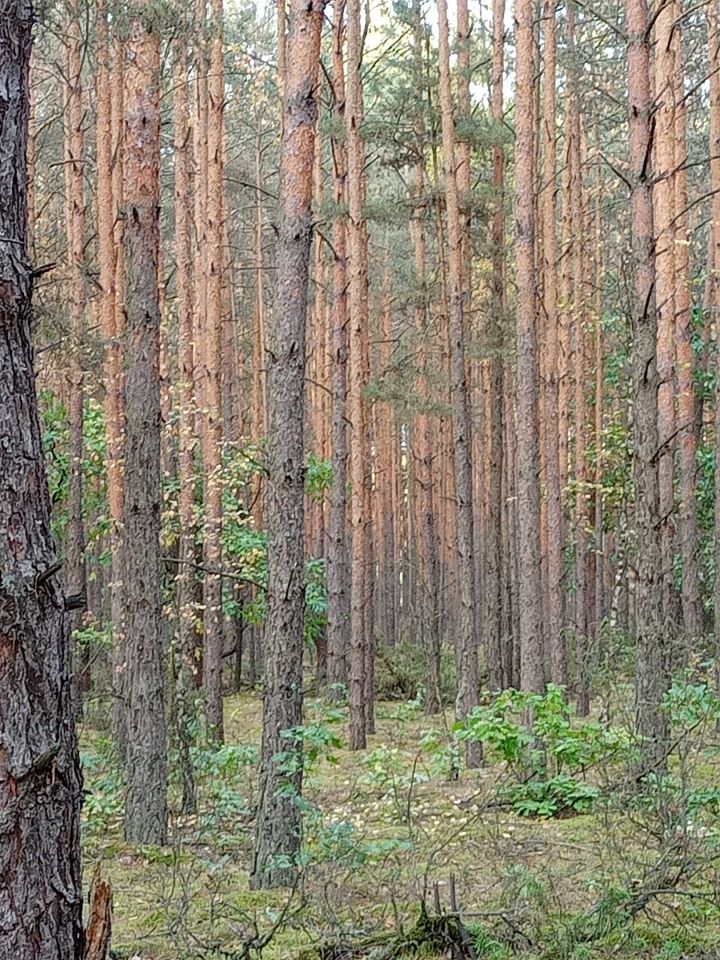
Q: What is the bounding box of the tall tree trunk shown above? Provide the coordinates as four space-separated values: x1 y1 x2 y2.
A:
541 0 565 687
515 0 544 694
109 31 128 761
377 295 397 645
673 12 703 647
0 3 84 953
251 0 325 889
122 12 168 844
347 0 373 748
410 0 441 712
327 0 350 694
484 0 506 694
709 0 720 693
438 0 481 765
626 0 669 771
64 0 88 715
566 3 590 714
173 36 198 815
654 0 678 635
203 0 225 739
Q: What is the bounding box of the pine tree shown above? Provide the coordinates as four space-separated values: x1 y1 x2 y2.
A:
0 3 84 953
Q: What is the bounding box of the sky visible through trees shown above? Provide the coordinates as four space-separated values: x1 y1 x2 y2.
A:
4 0 720 956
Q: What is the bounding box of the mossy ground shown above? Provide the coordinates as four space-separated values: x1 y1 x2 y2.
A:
80 693 720 959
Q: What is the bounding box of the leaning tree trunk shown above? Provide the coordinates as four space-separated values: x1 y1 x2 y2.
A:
251 0 326 890
122 11 168 845
0 3 84 955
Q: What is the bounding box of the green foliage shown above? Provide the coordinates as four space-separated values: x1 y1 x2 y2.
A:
189 742 258 838
81 742 125 836
663 676 720 728
467 923 512 960
505 776 599 819
41 391 109 547
73 621 112 651
277 703 346 780
459 686 632 818
305 452 333 503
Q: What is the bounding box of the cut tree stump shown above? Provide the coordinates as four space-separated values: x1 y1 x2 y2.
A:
299 902 477 959
84 879 113 960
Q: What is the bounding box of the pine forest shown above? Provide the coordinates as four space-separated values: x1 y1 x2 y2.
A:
5 0 720 956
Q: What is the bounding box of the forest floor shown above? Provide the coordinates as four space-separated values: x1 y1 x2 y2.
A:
81 690 720 960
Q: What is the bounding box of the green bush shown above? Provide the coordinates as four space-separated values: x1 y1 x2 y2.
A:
458 686 632 818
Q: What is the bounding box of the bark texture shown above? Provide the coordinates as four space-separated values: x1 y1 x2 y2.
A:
438 0 481 765
515 0 544 694
347 0 373 749
251 0 326 889
626 0 669 769
0 3 84 954
122 13 168 844
203 0 226 739
327 0 350 694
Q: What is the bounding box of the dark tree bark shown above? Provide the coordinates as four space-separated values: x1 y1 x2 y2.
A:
486 0 506 693
173 33 198 815
251 0 326 890
122 11 168 845
438 0 481 767
0 3 84 955
327 0 350 694
64 0 88 716
515 0 544 694
626 0 669 770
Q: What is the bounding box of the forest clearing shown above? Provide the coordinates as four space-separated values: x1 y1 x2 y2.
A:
4 0 720 956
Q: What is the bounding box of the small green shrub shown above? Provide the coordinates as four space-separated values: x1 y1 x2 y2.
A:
458 686 631 818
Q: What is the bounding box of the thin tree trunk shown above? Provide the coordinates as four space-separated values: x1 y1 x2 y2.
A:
515 0 544 695
64 0 88 716
122 12 168 844
0 5 84 954
673 13 703 648
347 0 373 748
654 0 678 635
109 32 127 761
203 0 225 740
484 0 506 694
173 35 198 815
541 0 565 688
327 0 350 694
251 0 325 890
709 0 720 694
